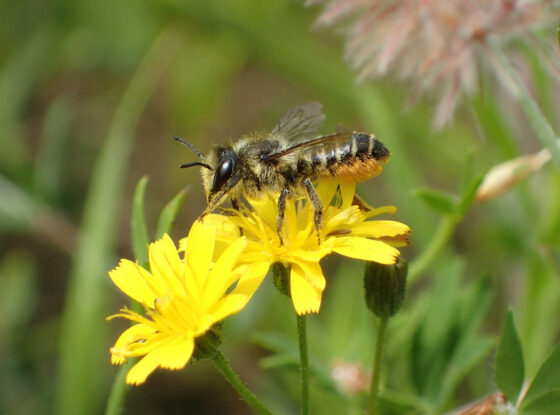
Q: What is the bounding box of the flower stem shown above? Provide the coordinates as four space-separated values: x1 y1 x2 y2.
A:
104 363 131 415
297 314 310 415
211 350 273 415
408 215 458 285
369 317 388 415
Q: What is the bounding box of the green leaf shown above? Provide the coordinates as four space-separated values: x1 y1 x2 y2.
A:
412 188 457 215
522 343 560 405
521 389 560 415
131 176 149 268
495 310 525 402
156 186 188 239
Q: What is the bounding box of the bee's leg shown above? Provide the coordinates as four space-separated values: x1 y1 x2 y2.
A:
303 178 323 244
231 197 240 211
276 187 289 245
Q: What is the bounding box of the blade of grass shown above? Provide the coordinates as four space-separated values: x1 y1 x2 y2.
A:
131 176 149 268
55 28 182 415
156 186 188 238
34 97 74 203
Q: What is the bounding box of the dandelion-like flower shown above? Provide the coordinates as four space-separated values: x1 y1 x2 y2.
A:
309 0 558 127
186 181 410 315
108 222 268 385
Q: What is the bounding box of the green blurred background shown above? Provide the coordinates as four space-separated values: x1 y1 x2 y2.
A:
1 1 559 414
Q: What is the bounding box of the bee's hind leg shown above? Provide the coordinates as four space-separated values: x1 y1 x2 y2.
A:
303 178 323 244
276 188 290 245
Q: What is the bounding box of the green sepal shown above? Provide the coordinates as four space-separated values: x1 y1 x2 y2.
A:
193 323 223 361
271 262 291 298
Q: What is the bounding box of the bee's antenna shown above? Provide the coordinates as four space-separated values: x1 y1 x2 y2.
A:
173 135 206 160
180 161 213 170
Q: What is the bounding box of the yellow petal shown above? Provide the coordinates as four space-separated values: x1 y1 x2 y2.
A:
110 323 158 360
148 234 184 295
332 237 399 264
232 262 271 298
249 195 277 227
108 260 159 306
339 182 356 209
350 220 411 238
379 233 410 247
324 206 363 233
204 237 248 307
295 260 326 290
184 221 215 298
290 264 323 315
125 336 194 385
207 294 252 325
315 179 339 206
363 205 397 218
204 214 241 240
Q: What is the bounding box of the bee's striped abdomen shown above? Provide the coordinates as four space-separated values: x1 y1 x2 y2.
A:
318 133 390 183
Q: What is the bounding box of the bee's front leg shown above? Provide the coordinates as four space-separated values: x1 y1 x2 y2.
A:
276 188 290 245
303 178 323 244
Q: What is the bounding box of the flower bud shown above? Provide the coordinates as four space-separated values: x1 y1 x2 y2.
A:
476 148 551 202
364 258 408 319
271 262 291 298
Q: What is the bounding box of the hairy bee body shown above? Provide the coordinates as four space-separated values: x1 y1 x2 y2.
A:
201 132 389 201
178 102 390 243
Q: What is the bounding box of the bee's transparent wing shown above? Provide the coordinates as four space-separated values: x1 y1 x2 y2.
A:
265 132 353 161
271 102 325 141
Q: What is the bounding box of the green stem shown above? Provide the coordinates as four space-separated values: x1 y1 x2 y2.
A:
211 350 273 415
369 317 388 415
104 363 131 415
408 216 459 285
487 46 560 170
297 314 310 415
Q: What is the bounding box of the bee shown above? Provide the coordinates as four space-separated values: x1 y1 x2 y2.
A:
175 102 390 244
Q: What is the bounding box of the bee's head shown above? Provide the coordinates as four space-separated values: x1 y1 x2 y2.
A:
203 147 241 208
175 136 242 216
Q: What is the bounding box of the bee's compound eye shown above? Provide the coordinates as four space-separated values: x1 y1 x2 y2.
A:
213 158 235 191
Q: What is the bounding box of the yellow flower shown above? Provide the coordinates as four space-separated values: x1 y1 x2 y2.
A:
185 180 410 315
107 221 268 385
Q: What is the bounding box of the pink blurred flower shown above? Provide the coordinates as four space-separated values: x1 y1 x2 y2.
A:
308 0 559 128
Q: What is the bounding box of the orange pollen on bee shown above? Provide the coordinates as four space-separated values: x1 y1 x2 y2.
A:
332 158 385 182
